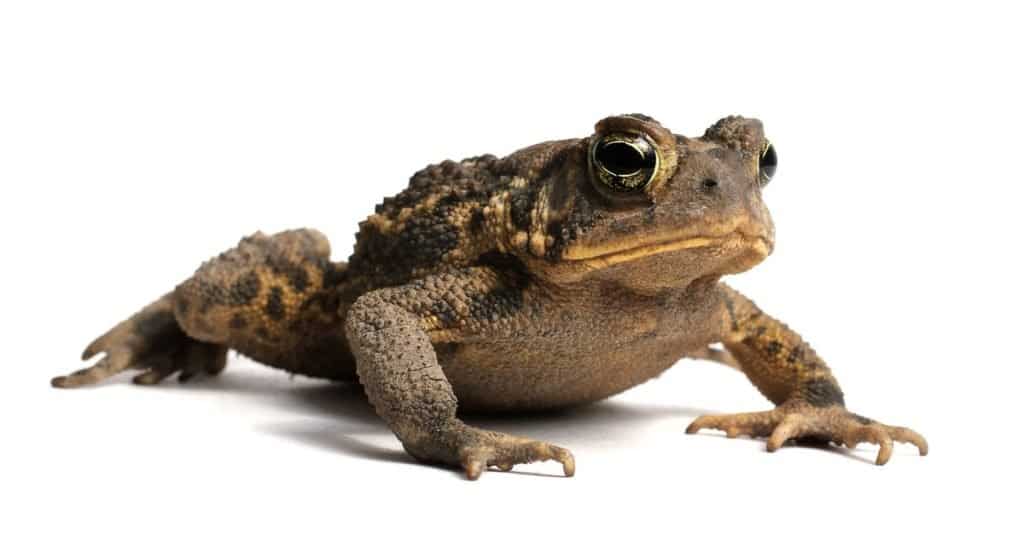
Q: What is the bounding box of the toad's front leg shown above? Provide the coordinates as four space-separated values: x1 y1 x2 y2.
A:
344 267 574 480
686 284 928 465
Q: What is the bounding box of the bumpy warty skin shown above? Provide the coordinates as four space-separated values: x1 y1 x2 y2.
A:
52 114 928 479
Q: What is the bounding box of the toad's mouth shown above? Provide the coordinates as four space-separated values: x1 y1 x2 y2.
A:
562 231 771 269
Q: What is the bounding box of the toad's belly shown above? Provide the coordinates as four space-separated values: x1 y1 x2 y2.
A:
438 334 701 412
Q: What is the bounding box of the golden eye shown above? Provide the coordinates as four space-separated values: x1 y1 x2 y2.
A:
759 141 777 186
590 134 658 192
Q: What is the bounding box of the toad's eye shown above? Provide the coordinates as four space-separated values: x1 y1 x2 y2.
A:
759 141 777 186
591 134 658 192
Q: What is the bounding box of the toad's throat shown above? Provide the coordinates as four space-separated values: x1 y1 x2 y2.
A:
563 233 767 268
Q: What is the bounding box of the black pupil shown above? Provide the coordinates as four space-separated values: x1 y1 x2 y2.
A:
760 144 778 178
597 141 646 176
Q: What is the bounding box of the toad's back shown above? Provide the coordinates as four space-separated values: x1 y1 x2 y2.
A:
339 137 583 299
341 155 507 295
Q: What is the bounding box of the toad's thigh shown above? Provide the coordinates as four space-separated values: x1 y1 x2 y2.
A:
174 229 355 380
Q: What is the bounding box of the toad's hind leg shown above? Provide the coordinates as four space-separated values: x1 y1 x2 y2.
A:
174 229 355 380
53 229 356 387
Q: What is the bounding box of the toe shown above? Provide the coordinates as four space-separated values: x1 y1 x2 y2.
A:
887 426 929 456
205 348 229 375
53 368 107 388
766 414 805 452
177 350 205 383
842 423 894 465
688 414 712 430
51 374 79 388
686 415 717 435
555 447 576 477
81 334 111 361
463 458 486 480
53 348 134 388
461 441 575 479
531 442 576 476
687 410 782 439
871 428 895 466
132 365 175 385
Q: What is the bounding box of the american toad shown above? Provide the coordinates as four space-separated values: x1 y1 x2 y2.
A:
53 114 927 479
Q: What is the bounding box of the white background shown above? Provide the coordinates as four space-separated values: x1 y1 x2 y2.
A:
2 1 1020 533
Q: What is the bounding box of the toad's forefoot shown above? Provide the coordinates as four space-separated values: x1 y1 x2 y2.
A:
449 424 575 480
686 402 928 465
401 422 575 481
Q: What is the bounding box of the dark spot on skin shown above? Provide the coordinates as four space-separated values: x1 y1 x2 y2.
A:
470 282 525 322
266 255 311 295
546 174 571 214
265 286 286 321
176 296 190 316
298 290 340 318
468 268 528 323
229 271 261 306
133 308 181 352
321 261 348 288
546 194 598 260
723 295 739 331
469 211 485 233
195 280 223 314
477 251 517 269
429 298 459 327
787 345 805 364
765 340 784 357
802 378 846 408
545 221 564 254
537 150 570 182
509 187 536 232
368 215 460 279
288 266 310 293
135 309 174 339
545 222 572 261
229 314 248 330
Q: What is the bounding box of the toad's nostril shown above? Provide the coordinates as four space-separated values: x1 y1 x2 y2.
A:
702 178 719 189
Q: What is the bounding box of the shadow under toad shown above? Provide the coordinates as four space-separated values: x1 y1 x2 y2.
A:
170 364 884 474
170 364 713 475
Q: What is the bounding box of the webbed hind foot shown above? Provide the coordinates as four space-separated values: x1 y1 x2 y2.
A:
52 294 227 387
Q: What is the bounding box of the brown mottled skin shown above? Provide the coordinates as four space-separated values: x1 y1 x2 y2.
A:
53 114 927 479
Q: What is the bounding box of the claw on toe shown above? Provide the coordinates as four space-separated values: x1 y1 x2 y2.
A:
52 347 136 388
686 403 928 465
464 459 487 481
457 435 575 480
